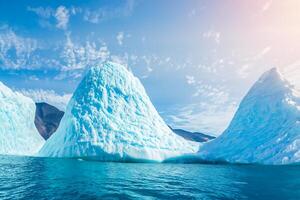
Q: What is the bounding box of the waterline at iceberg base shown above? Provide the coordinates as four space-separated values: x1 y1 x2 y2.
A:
37 65 300 165
0 64 299 200
0 63 299 165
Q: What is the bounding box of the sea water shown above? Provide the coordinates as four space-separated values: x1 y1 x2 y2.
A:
0 155 299 200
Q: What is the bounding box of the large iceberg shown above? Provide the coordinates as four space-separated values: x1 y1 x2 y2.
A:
198 68 300 165
0 82 45 156
39 62 199 162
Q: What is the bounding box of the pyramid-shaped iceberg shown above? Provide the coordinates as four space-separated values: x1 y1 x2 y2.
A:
199 68 300 165
0 82 45 155
39 62 199 162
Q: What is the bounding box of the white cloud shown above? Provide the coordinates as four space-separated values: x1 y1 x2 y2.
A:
18 89 72 111
54 33 110 79
55 6 69 30
188 9 196 18
0 28 39 69
83 0 136 24
237 64 250 79
83 10 100 24
282 61 300 90
253 46 271 60
203 31 221 44
28 75 39 81
28 6 71 30
111 53 129 67
186 75 195 85
61 33 110 71
165 101 237 136
164 75 238 135
27 6 53 18
116 32 124 46
236 46 272 79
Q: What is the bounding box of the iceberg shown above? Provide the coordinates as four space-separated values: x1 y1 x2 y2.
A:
198 68 300 165
0 82 45 156
39 62 199 162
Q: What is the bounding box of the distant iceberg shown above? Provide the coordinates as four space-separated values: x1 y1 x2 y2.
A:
198 68 300 165
0 82 45 156
39 62 199 162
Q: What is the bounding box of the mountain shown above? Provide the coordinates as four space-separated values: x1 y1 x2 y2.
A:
39 62 199 162
198 68 300 165
170 127 215 143
34 101 213 144
0 82 45 155
34 102 64 140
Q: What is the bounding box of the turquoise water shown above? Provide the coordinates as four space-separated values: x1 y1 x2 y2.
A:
0 156 299 200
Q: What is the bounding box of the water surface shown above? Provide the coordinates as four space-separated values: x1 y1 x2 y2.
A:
0 156 299 199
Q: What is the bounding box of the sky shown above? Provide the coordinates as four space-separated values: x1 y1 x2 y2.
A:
0 0 300 136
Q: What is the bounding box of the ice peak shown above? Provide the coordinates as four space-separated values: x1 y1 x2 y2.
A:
258 67 284 83
89 62 127 76
250 67 295 98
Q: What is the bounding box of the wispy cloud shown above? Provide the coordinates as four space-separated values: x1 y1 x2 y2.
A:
55 6 70 30
165 71 238 135
282 61 300 90
116 32 124 46
56 32 110 79
237 64 250 79
0 27 39 69
186 75 195 85
165 101 237 136
203 31 221 44
83 0 137 24
188 9 196 18
28 5 71 30
253 46 271 60
27 6 53 18
19 89 72 111
237 46 271 79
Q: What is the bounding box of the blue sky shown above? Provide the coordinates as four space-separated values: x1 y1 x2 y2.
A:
1 0 300 135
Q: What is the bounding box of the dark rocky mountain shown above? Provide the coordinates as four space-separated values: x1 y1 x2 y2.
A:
34 102 64 140
170 127 215 143
34 102 215 143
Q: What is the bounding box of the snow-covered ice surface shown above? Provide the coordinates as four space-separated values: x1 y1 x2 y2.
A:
39 62 199 162
0 82 45 156
198 68 300 165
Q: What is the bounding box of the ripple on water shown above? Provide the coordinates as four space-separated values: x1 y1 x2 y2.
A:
0 156 299 199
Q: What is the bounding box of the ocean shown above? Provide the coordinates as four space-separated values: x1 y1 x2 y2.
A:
0 155 299 200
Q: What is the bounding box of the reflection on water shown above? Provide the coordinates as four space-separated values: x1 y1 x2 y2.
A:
0 155 299 199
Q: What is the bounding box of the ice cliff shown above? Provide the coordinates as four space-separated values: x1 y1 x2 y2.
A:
0 82 45 155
